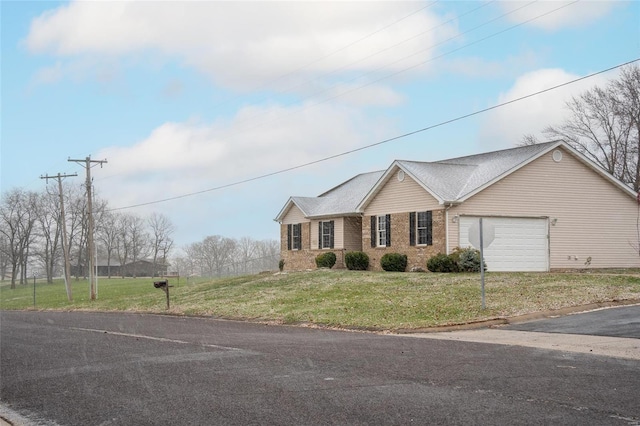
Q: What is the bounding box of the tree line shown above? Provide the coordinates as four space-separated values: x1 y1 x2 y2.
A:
0 182 279 289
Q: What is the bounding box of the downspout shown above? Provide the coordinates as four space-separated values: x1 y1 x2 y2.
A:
444 203 454 255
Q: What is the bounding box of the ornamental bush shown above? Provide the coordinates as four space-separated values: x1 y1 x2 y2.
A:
345 251 369 270
427 247 485 273
454 247 486 272
426 253 459 273
380 253 408 272
315 252 337 269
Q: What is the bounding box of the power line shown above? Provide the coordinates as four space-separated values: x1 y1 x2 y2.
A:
107 57 640 212
202 0 520 139
97 1 548 185
208 1 442 112
227 0 576 137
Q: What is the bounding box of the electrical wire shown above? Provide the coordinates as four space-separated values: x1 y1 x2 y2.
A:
107 57 640 212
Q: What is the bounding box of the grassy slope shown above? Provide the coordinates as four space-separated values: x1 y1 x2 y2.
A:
1 270 639 330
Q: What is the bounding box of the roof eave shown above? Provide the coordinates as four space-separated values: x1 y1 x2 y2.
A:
274 197 309 223
356 161 446 211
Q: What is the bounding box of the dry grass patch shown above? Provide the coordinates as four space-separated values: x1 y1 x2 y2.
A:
2 270 639 330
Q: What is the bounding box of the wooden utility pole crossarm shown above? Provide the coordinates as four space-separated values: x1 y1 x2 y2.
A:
40 172 77 302
68 156 107 300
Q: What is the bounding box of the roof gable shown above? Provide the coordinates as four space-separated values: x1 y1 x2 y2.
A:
358 141 563 210
278 140 637 221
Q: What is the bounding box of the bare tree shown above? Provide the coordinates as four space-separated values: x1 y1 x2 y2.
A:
197 235 236 277
66 184 89 279
96 210 120 278
147 213 175 277
0 189 39 288
115 213 133 278
234 237 257 275
524 64 640 191
0 235 9 280
611 65 640 190
128 214 149 278
34 189 61 283
254 239 279 272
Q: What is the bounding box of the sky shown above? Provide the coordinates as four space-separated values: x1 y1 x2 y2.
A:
1 0 639 250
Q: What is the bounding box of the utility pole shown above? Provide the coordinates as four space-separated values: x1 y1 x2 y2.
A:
68 156 107 300
40 172 77 302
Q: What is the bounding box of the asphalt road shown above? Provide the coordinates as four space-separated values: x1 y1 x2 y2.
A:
505 304 640 338
1 310 639 426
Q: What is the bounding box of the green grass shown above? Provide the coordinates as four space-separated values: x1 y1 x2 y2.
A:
1 270 639 330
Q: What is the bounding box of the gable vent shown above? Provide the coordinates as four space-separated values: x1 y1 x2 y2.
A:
552 150 563 162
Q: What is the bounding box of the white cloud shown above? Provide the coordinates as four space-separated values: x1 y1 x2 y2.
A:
478 68 612 149
498 1 618 31
95 101 394 211
24 1 457 98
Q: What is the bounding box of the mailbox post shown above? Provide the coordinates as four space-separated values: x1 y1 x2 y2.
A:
153 279 172 310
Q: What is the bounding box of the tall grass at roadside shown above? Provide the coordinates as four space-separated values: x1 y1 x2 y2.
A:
1 270 639 330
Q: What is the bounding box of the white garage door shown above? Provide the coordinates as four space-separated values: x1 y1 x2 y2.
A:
459 217 549 272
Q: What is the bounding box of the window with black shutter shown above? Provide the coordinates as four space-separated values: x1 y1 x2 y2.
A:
412 211 433 246
291 223 301 250
374 214 391 247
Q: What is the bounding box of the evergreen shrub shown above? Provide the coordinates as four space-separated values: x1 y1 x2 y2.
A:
315 252 337 269
380 253 408 272
345 251 369 270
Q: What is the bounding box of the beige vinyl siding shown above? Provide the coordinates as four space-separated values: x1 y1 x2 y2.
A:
311 218 344 249
281 205 309 225
343 217 362 251
365 168 441 216
449 147 638 269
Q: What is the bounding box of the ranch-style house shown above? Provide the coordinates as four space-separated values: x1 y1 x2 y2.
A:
275 141 639 272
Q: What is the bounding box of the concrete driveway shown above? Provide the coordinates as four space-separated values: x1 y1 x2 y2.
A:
409 304 640 360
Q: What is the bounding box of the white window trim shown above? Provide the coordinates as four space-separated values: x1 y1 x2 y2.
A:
377 215 387 247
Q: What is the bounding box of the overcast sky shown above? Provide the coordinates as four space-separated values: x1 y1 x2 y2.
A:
2 0 638 249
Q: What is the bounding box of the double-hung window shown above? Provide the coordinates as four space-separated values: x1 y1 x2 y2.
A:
409 211 432 246
371 214 391 247
287 223 302 250
318 221 334 249
377 215 387 247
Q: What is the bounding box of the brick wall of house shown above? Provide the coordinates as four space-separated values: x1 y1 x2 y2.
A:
362 210 446 271
280 223 346 270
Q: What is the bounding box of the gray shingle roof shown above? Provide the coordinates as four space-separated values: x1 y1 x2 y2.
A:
278 140 635 221
397 141 559 201
289 170 384 218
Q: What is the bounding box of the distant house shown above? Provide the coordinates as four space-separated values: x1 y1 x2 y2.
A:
275 141 639 272
74 259 168 277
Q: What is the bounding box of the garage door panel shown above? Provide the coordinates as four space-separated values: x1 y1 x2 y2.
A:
459 217 549 272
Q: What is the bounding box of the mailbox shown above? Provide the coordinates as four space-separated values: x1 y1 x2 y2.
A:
153 279 172 310
153 280 168 289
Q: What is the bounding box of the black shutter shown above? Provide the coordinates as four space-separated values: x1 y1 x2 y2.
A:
426 211 433 246
287 224 292 250
318 222 322 249
295 224 301 250
329 221 334 249
385 214 391 247
409 212 416 246
371 216 376 248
